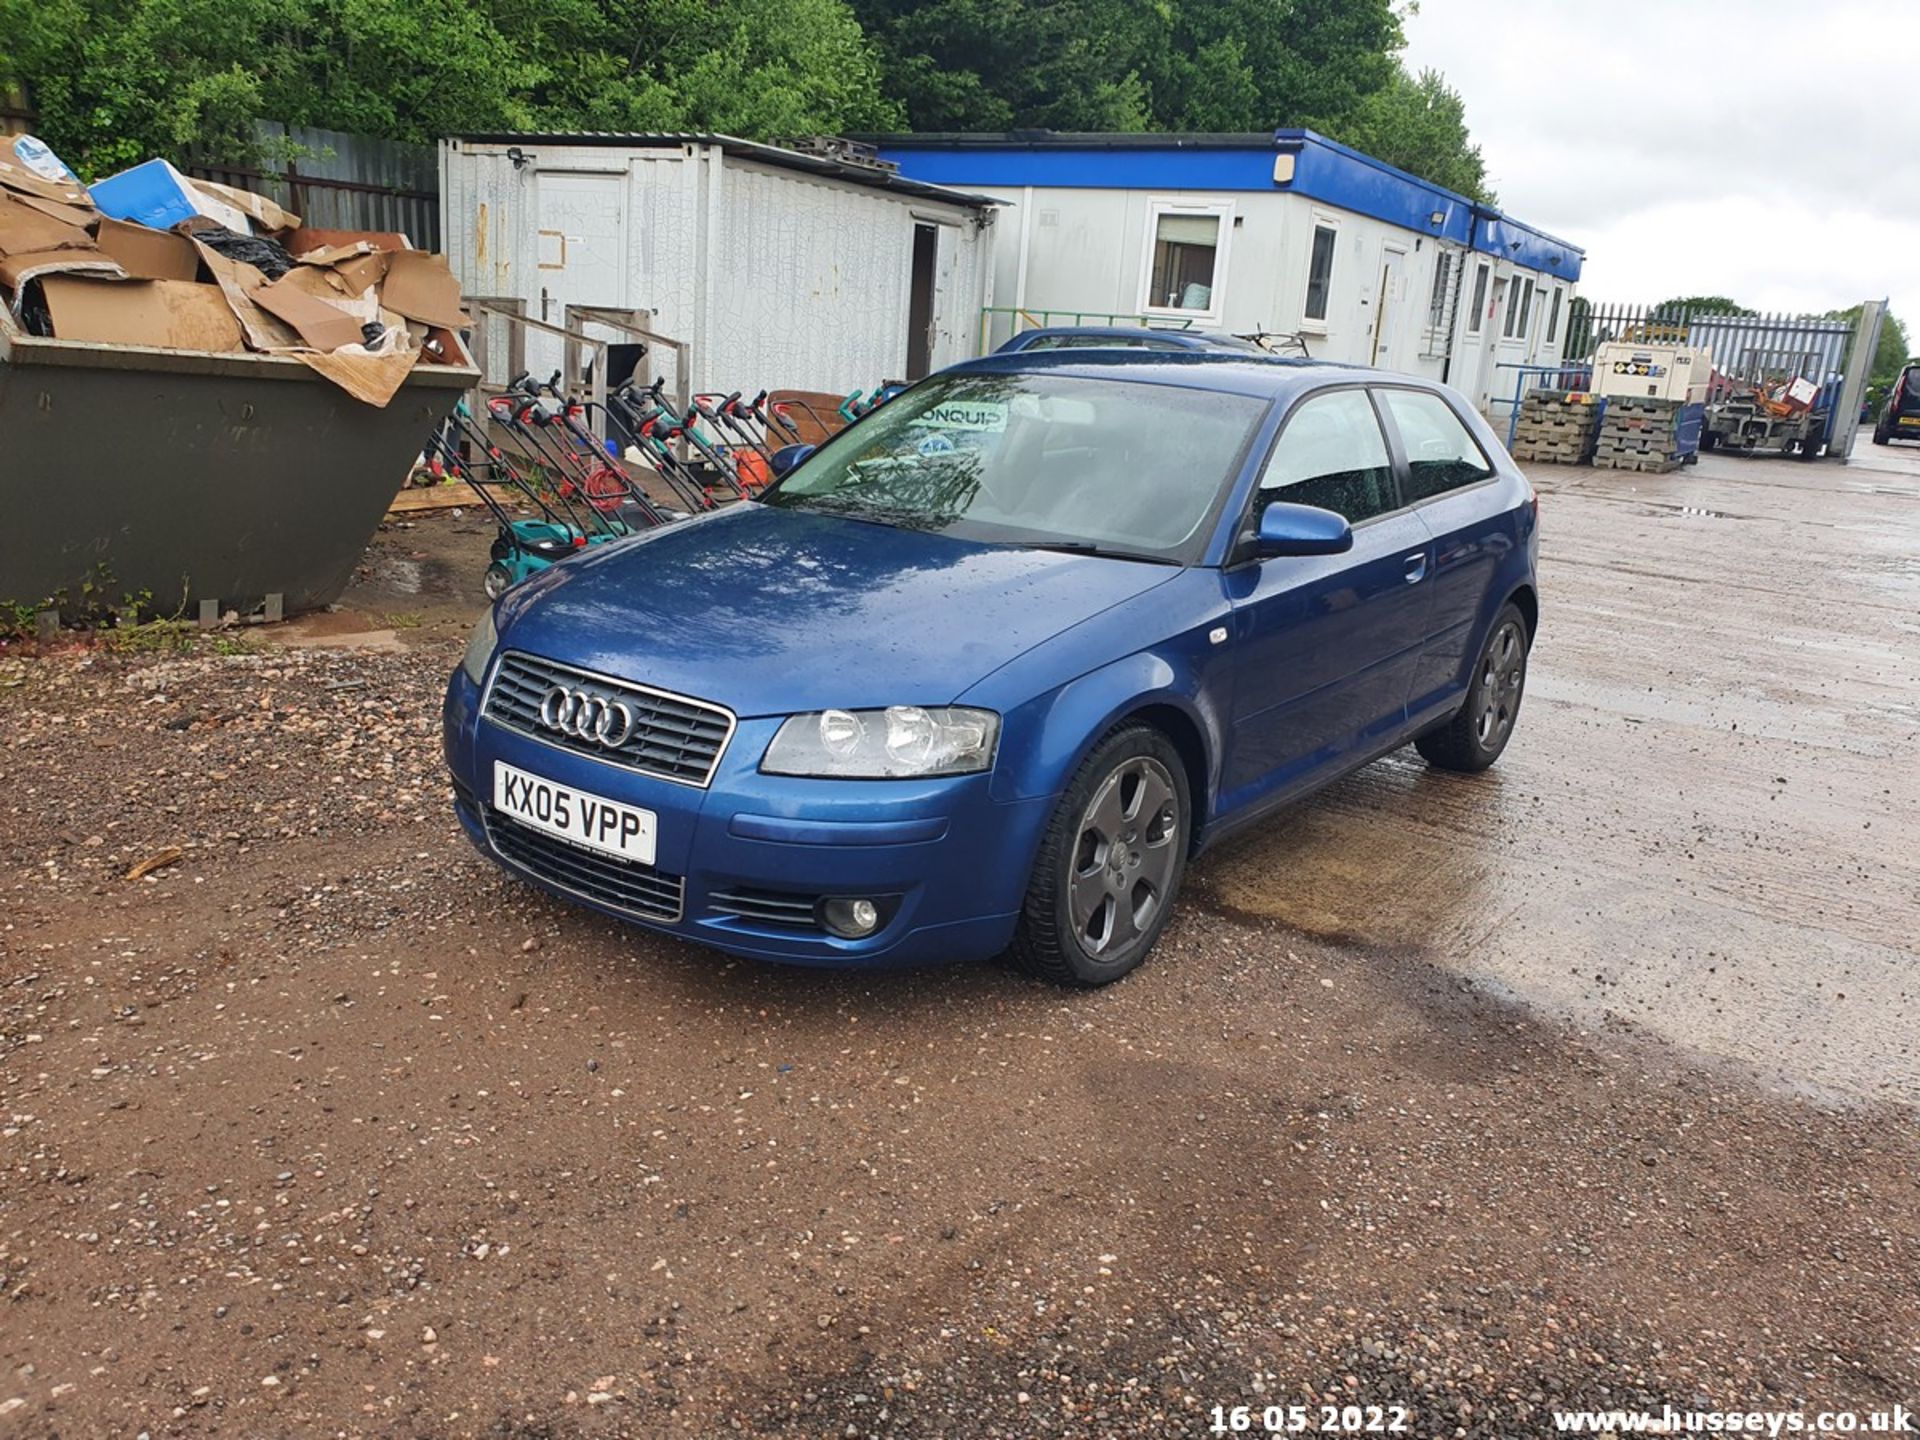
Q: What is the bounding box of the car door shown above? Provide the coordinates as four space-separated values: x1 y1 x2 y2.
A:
1373 387 1512 717
1220 387 1434 811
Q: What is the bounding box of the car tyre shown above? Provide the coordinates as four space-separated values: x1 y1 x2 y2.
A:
1415 603 1530 773
1797 434 1822 461
1009 724 1190 988
1872 420 1890 445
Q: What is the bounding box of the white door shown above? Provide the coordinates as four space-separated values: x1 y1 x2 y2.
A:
1371 247 1406 367
1472 275 1510 413
536 172 629 314
531 170 628 381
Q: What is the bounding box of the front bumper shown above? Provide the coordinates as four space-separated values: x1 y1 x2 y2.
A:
443 667 1051 966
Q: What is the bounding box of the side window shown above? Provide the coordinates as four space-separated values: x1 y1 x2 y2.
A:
1467 263 1489 334
1258 390 1396 522
1379 389 1496 503
1303 224 1337 323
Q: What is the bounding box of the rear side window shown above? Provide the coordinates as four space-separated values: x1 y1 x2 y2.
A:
1258 389 1396 522
1378 389 1495 502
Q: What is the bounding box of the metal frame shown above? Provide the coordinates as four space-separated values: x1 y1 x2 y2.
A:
462 299 692 453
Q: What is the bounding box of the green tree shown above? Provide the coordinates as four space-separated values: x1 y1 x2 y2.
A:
1652 294 1749 316
1146 0 1402 134
849 0 1158 132
0 0 899 177
1337 65 1492 204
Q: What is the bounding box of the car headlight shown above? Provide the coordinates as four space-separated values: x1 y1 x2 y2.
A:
762 706 1000 778
460 606 499 685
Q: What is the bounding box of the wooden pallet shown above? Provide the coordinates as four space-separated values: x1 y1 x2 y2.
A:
1513 442 1590 464
1593 452 1680 474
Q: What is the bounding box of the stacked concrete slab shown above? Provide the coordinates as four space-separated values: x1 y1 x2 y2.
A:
1510 391 1600 465
1593 397 1686 474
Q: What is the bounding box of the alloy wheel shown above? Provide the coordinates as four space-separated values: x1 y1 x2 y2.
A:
1475 619 1526 749
1067 756 1181 958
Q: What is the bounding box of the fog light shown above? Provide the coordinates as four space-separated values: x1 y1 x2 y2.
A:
821 897 882 939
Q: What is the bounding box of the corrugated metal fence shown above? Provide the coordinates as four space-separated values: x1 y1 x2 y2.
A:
1565 301 1855 385
188 122 438 249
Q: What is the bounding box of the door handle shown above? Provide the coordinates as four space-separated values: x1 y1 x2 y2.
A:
1403 552 1429 584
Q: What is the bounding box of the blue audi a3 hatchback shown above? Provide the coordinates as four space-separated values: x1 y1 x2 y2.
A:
445 353 1538 986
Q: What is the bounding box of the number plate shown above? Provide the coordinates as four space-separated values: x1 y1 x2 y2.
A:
492 761 657 866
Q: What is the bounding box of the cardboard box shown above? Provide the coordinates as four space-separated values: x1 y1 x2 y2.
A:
191 177 300 233
94 217 201 281
40 276 245 352
0 138 94 212
90 159 253 235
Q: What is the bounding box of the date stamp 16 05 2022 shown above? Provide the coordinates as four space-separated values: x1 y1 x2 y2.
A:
1208 1403 1411 1435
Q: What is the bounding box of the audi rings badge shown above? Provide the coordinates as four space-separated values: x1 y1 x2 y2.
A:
538 686 636 749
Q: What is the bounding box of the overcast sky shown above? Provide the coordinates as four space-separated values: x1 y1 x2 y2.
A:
1402 0 1919 326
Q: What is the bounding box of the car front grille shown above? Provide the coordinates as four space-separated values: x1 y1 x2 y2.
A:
709 886 823 930
485 811 684 923
483 652 735 787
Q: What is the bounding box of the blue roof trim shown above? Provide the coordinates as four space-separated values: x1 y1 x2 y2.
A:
1272 130 1474 246
876 129 1584 281
1472 211 1583 280
872 144 1280 193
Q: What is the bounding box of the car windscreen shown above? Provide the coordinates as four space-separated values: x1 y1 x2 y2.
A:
761 371 1266 562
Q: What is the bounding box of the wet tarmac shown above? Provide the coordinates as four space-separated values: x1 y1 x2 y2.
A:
1199 435 1920 1104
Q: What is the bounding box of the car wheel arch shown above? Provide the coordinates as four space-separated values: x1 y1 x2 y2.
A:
1117 702 1212 853
1506 582 1539 641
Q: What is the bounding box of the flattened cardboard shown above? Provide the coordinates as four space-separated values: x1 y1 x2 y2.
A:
0 248 125 302
296 243 388 297
41 276 244 352
296 330 420 407
190 238 301 351
287 227 413 255
274 263 384 320
7 192 98 228
296 241 375 266
0 193 93 257
254 272 367 351
95 217 201 281
191 178 300 233
380 250 467 329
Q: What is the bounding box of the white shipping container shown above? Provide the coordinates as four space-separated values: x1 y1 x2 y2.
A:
439 135 998 397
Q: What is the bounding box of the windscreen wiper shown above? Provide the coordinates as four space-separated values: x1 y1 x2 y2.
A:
1014 540 1180 566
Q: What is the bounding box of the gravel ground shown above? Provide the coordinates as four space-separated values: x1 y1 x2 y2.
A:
1 622 1915 1438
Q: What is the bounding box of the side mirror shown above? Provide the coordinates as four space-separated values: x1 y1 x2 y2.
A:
769 442 816 479
1253 500 1353 558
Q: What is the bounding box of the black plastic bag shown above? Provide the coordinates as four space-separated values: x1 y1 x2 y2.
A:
17 278 54 337
186 225 296 280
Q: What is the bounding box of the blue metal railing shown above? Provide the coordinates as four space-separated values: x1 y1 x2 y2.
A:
1493 362 1594 448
